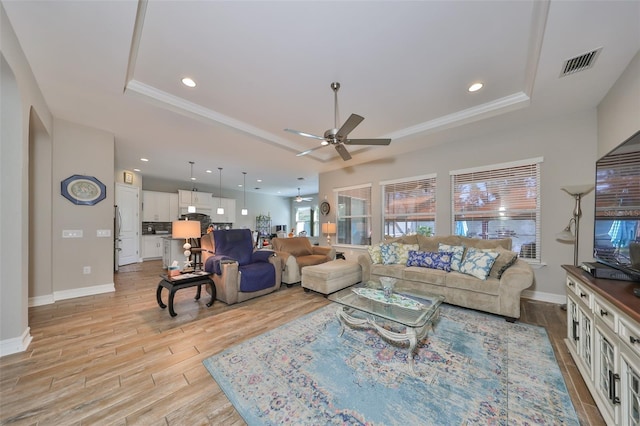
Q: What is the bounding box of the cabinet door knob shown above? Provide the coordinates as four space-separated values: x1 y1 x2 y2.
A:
631 336 639 344
568 282 575 287
580 292 587 298
599 309 608 316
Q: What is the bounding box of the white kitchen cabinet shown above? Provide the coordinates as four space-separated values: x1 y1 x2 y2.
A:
179 190 213 210
564 265 640 426
169 193 179 220
143 191 175 222
142 235 163 259
211 197 236 223
163 237 186 269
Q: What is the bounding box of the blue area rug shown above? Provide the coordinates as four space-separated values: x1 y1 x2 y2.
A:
203 304 579 425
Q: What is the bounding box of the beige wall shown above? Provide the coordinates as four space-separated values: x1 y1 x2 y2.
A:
598 50 640 157
320 109 598 302
52 119 115 294
1 3 53 355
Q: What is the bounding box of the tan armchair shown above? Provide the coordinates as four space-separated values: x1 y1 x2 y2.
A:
270 237 335 286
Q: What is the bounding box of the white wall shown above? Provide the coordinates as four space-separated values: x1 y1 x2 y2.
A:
598 50 640 157
320 109 598 303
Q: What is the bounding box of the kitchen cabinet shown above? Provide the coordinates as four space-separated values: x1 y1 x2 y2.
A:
179 190 213 210
142 235 163 259
564 265 640 426
169 193 179 220
211 197 236 223
142 191 175 222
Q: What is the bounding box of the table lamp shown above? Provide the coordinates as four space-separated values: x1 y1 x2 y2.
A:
322 222 336 245
172 219 201 271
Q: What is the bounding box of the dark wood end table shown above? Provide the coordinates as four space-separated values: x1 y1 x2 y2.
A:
157 271 215 317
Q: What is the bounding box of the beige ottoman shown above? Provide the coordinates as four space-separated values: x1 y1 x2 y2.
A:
302 260 362 295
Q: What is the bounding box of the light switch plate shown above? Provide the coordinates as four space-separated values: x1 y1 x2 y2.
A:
97 229 111 237
62 230 83 238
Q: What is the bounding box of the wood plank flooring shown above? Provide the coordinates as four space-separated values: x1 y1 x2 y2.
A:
1 260 605 425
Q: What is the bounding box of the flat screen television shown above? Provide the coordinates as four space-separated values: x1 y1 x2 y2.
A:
593 129 640 281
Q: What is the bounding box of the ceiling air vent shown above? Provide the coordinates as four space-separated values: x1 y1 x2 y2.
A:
560 48 602 77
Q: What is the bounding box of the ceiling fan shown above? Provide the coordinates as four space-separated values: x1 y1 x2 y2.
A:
295 188 313 203
285 82 391 161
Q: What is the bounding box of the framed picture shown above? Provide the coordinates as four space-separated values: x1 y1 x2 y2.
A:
61 174 107 206
124 171 134 184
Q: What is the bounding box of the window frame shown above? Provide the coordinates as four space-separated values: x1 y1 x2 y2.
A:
334 183 372 246
450 157 543 263
381 173 437 238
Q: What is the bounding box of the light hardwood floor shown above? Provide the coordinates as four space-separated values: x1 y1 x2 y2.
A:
1 260 605 425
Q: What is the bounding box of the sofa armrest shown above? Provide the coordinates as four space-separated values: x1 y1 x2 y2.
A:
272 250 291 269
312 246 335 260
499 259 534 291
357 254 372 282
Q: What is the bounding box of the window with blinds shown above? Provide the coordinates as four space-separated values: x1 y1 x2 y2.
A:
450 158 542 261
382 174 436 238
335 184 371 245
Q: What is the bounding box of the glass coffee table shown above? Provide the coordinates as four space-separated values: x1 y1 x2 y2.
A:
328 280 445 373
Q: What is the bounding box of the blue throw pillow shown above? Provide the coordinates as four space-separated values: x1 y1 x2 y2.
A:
438 243 466 271
406 250 453 272
459 248 499 280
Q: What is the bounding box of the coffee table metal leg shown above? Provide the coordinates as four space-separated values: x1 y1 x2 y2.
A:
195 284 202 300
206 281 215 307
156 282 167 309
168 288 177 317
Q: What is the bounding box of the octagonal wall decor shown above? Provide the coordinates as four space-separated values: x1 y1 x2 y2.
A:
61 174 107 205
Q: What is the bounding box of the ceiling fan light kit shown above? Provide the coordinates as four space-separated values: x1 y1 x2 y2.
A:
286 82 391 161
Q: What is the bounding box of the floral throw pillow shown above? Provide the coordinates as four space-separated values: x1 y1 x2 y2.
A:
459 248 499 280
368 243 383 264
380 243 419 265
438 243 466 271
482 247 518 279
407 250 453 272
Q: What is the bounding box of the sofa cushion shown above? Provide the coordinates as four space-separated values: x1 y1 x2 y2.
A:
368 243 383 264
403 266 448 286
458 248 499 280
406 250 453 272
272 237 312 257
370 263 404 279
384 235 419 245
438 243 466 272
461 236 512 251
446 271 501 295
483 246 519 279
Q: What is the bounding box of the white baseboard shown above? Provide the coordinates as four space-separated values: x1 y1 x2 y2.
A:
29 294 55 307
0 327 33 357
53 283 115 301
522 289 566 305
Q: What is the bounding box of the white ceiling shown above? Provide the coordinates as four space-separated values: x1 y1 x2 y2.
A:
3 0 639 197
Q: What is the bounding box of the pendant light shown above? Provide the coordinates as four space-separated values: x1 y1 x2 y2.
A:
187 161 196 213
217 167 224 215
241 171 248 216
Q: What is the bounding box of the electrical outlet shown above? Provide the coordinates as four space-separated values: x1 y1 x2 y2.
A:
62 230 83 238
83 266 91 274
97 229 111 237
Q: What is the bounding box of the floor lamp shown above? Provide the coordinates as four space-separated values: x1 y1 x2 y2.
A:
555 185 594 266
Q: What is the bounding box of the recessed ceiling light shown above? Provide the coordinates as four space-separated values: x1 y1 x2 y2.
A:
468 83 483 92
257 179 262 182
140 158 149 162
181 77 196 88
133 168 141 172
206 169 212 173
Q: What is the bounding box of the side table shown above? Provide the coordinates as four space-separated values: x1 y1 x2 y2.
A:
157 271 215 317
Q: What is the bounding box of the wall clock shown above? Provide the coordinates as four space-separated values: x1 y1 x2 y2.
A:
320 201 330 215
61 174 107 206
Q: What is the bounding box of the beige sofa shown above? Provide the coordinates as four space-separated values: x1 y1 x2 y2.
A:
358 235 534 321
271 237 335 286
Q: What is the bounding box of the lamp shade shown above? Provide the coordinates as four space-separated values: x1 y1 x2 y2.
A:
322 222 336 234
172 220 201 239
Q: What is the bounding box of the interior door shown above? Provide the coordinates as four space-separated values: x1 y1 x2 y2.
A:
116 183 139 266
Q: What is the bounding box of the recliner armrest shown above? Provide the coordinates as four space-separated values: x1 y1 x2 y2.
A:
205 254 238 275
312 246 335 260
251 250 275 263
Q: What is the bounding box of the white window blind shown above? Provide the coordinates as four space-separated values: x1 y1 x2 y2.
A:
382 174 436 237
335 184 371 245
450 158 542 260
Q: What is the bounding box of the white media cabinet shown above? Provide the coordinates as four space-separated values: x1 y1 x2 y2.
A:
563 265 640 425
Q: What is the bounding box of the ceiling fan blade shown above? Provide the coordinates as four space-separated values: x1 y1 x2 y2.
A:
344 138 392 146
284 128 326 141
336 114 364 140
335 144 352 161
296 145 326 157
